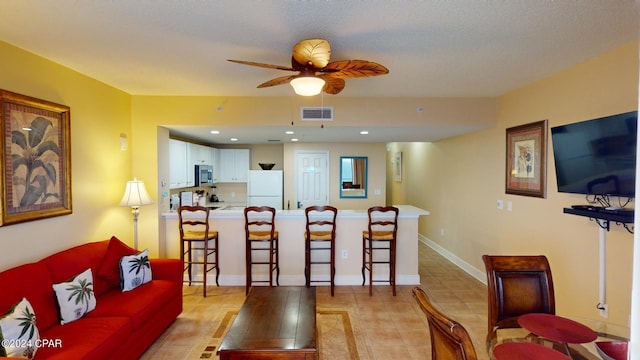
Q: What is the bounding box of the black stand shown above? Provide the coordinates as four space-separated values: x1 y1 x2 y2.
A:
563 207 634 233
563 204 634 318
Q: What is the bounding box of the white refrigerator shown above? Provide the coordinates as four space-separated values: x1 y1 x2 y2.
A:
247 170 283 209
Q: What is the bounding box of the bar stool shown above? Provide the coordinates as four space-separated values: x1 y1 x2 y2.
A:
178 205 219 297
304 205 338 296
362 206 399 296
244 206 279 295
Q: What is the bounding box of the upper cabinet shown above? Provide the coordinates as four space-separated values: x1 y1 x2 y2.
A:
169 139 188 189
188 143 214 166
169 140 249 187
169 140 216 189
218 149 250 182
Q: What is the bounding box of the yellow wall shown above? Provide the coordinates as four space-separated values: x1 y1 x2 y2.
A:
131 95 495 256
389 42 639 327
0 41 133 269
3 34 635 329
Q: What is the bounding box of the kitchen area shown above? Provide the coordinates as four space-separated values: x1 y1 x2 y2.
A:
168 138 285 211
162 136 429 287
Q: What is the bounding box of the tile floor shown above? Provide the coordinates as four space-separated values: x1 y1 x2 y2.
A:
140 241 490 360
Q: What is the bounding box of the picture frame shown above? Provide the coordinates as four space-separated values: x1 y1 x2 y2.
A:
505 119 547 198
0 90 72 225
394 151 402 182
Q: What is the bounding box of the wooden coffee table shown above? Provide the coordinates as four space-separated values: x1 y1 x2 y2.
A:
217 286 317 359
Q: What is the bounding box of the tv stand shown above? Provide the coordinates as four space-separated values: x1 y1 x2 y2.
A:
563 206 634 319
563 206 634 233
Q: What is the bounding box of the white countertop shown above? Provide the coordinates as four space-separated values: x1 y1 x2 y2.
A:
163 205 429 219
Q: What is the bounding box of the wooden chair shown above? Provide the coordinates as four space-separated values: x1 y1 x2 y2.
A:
178 205 219 297
412 287 478 360
304 205 338 296
362 206 399 296
482 255 555 350
244 206 279 295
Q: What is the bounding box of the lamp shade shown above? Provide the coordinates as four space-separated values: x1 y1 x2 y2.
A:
290 76 325 96
120 179 154 207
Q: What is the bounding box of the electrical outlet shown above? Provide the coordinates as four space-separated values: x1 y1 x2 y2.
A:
440 228 445 237
342 250 348 259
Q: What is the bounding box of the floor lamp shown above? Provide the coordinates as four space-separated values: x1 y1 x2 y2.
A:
120 178 154 249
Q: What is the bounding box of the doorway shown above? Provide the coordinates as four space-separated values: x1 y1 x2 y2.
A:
295 151 329 209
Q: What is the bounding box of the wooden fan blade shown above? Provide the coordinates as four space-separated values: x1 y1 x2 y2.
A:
322 60 389 78
227 59 295 71
318 75 346 94
292 39 331 69
257 75 298 88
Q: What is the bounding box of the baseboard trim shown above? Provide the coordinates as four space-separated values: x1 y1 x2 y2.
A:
419 234 487 285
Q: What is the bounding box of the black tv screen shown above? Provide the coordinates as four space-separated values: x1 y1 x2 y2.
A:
551 111 637 197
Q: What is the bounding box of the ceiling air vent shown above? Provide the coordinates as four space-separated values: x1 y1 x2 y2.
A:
301 106 333 121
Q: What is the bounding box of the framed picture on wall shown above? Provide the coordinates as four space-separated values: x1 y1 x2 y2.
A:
394 151 402 182
505 119 547 198
0 89 72 225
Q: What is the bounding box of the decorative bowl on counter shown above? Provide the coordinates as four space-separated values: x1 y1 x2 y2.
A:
595 341 628 360
259 163 275 170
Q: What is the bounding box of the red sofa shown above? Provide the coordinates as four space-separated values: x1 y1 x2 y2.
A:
0 236 182 359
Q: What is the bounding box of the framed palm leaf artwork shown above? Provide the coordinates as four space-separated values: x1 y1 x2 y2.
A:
0 90 72 225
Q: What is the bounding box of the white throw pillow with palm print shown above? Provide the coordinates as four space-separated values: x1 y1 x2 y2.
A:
0 297 39 359
120 248 152 292
52 268 96 325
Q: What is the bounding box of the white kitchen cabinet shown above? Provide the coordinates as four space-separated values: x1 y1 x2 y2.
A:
169 139 188 188
218 149 250 182
188 143 214 166
212 148 220 182
186 143 214 185
171 140 218 187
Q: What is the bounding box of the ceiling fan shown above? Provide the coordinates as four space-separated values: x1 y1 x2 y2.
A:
228 38 389 96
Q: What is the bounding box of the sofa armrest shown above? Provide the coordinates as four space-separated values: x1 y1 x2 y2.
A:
150 258 183 283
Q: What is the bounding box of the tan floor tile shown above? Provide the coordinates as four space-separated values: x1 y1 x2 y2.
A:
364 327 404 347
142 242 492 359
369 345 414 360
399 327 430 347
407 345 431 360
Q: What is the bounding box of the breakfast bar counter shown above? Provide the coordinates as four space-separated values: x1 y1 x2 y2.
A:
161 205 429 286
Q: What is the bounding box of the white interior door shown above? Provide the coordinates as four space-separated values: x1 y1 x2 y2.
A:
296 151 329 209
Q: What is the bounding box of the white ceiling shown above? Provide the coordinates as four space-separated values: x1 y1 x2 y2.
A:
0 1 637 144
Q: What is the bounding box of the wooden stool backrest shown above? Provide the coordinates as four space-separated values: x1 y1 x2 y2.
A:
305 205 338 239
366 206 398 238
244 206 277 239
178 205 210 240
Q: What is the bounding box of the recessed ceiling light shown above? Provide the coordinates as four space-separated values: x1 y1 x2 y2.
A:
230 138 238 142
360 130 369 135
210 130 219 134
285 131 294 135
291 138 299 142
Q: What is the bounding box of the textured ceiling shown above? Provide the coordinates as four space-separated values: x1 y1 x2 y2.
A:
0 1 637 143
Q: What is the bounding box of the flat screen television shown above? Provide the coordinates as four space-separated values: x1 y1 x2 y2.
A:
550 110 637 198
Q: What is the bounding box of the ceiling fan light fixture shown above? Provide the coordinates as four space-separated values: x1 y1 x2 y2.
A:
290 76 325 96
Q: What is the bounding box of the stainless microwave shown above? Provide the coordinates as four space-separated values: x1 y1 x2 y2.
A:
195 165 214 186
